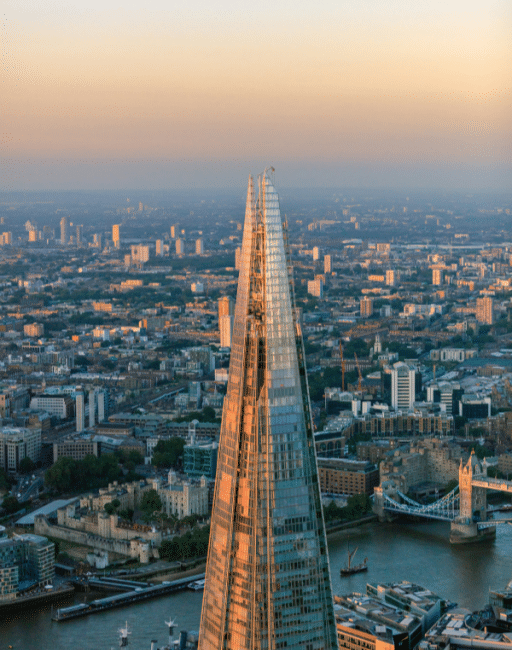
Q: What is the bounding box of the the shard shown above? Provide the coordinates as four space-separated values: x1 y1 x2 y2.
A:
198 169 338 650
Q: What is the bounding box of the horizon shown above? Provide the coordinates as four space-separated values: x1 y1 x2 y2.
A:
3 0 511 193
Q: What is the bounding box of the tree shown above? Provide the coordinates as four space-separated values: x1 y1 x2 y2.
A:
472 444 492 460
173 406 219 424
127 450 143 465
118 508 134 522
19 457 36 474
0 468 14 492
159 538 180 561
159 524 210 561
140 489 163 518
344 494 372 519
323 500 344 523
444 479 459 494
152 438 185 469
2 495 21 514
144 359 161 370
45 453 123 493
104 498 121 515
344 339 370 357
45 457 77 493
347 432 372 455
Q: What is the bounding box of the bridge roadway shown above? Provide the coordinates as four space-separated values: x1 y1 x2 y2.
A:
471 477 512 493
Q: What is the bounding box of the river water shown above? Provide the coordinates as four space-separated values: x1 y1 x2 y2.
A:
3 519 512 650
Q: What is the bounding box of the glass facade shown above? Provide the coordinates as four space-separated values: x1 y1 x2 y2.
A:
198 171 338 650
0 534 54 600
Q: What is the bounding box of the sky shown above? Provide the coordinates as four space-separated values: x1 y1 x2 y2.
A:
1 0 511 191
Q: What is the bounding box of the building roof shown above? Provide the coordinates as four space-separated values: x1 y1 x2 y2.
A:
16 498 79 526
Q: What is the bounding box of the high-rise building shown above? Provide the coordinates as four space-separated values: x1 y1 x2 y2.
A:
219 315 234 348
170 224 178 238
386 269 396 286
218 295 235 320
195 238 204 255
76 225 83 246
28 229 37 242
312 245 320 261
156 239 164 256
176 238 185 255
112 224 120 248
24 323 44 337
89 390 96 429
324 254 332 274
308 278 324 297
60 216 69 245
97 389 109 423
131 244 150 264
93 233 102 249
476 296 494 325
391 362 417 411
0 533 54 599
360 296 374 318
76 389 85 433
218 298 235 348
0 428 41 472
198 171 337 650
432 268 443 286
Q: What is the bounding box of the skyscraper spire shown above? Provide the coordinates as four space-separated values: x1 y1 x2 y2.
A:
198 170 337 650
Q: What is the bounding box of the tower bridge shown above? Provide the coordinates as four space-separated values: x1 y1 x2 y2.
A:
374 452 512 543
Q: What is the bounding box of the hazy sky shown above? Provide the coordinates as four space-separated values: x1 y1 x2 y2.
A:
2 0 511 191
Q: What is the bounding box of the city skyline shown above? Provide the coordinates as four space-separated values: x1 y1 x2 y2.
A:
2 0 511 191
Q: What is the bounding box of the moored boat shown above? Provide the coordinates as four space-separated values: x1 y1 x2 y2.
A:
340 545 368 576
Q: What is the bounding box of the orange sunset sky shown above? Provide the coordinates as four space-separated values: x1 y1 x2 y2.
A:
2 0 511 190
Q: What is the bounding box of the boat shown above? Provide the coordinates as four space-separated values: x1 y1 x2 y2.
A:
187 579 206 591
340 545 368 576
118 622 131 648
111 617 199 649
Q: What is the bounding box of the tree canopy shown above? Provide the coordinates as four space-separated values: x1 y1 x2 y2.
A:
140 489 163 518
19 457 36 474
159 525 210 562
2 495 21 515
152 438 185 469
322 494 373 523
45 454 123 493
173 406 219 424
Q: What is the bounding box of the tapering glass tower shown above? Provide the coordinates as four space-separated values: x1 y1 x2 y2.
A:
198 169 337 650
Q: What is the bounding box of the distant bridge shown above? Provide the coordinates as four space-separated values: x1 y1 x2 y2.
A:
381 486 460 522
374 452 512 543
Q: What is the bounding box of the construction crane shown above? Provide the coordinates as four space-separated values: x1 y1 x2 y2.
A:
339 341 346 392
354 352 362 392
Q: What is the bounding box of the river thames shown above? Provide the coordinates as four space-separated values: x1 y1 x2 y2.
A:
3 519 512 650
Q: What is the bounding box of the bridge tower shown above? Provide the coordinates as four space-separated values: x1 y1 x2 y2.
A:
450 452 495 544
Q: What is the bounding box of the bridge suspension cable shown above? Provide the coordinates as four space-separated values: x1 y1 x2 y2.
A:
382 485 460 522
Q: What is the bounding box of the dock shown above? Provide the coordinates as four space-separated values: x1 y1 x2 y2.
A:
0 584 75 614
52 572 205 621
84 576 151 592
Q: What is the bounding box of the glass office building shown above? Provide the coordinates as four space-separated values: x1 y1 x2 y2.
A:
198 170 337 650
